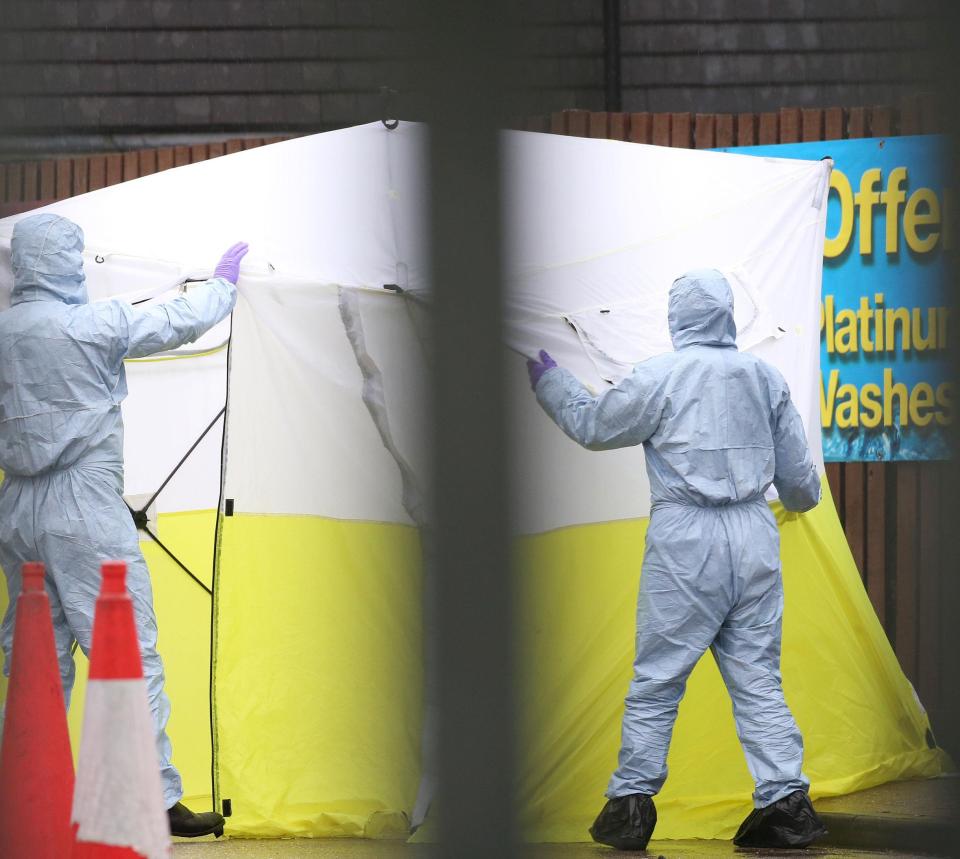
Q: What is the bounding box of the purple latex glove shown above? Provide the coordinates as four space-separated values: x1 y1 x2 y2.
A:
213 242 249 284
526 349 558 391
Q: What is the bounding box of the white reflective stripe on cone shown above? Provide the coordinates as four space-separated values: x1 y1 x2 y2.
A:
72 679 171 859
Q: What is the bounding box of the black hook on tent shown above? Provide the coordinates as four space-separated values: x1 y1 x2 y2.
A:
129 276 210 306
380 86 400 130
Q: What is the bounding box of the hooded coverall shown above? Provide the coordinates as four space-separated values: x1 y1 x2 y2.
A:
533 269 821 808
0 213 236 808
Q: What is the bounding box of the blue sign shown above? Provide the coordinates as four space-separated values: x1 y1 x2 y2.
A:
717 136 952 461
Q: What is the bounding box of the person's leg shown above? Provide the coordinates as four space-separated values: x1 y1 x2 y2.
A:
0 475 88 769
42 467 223 837
2 552 79 711
0 478 62 748
0 541 25 688
39 467 183 809
710 505 807 808
42 573 80 708
0 523 23 748
607 507 730 798
124 551 183 809
0 477 32 686
592 506 731 851
606 572 714 797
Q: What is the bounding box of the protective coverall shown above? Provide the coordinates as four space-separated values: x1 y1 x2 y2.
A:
0 214 237 818
531 269 823 849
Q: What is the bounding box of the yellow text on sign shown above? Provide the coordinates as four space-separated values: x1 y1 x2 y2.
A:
825 167 952 258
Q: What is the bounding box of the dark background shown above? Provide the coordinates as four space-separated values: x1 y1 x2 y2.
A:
0 0 939 156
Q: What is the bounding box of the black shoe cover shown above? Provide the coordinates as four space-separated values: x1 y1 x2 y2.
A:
733 790 827 849
589 793 657 850
168 801 226 838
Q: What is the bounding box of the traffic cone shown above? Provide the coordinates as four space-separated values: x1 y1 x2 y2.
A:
71 561 170 858
0 562 75 859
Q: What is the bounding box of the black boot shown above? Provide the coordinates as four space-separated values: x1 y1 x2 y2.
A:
167 801 225 838
733 790 827 849
589 793 657 850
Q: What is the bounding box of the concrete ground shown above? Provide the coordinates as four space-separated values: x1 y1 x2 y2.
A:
814 775 959 855
173 776 960 858
815 773 958 818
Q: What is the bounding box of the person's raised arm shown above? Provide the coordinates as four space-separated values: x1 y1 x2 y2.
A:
123 242 248 359
528 350 666 451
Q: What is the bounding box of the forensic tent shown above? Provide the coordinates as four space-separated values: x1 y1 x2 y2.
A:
0 122 948 841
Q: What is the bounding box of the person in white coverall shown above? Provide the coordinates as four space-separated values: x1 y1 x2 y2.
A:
527 269 827 850
0 213 247 838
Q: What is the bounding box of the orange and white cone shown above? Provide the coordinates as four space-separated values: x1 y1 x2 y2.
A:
71 562 170 859
0 562 75 859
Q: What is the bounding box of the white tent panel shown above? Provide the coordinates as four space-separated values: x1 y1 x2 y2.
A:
348 289 431 520
122 352 227 514
502 132 828 532
223 278 413 523
1 123 827 534
503 132 827 278
0 122 427 311
503 132 827 378
0 123 428 524
508 350 651 535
